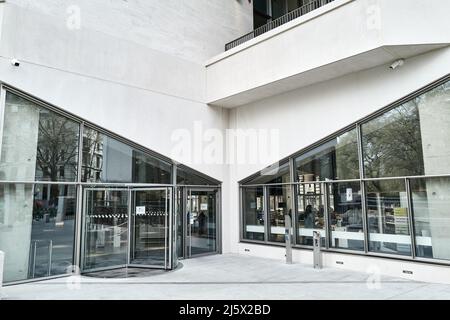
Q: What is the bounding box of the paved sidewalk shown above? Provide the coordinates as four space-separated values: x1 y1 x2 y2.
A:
3 254 450 300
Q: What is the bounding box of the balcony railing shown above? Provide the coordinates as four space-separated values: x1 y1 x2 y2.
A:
225 0 335 51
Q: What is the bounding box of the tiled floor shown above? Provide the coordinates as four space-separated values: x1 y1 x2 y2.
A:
2 254 450 300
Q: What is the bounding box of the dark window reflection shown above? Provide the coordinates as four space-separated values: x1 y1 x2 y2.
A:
176 167 217 186
244 162 290 185
295 129 359 182
82 127 171 184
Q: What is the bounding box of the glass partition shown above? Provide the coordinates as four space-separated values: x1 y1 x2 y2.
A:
242 187 265 241
296 183 326 246
268 185 292 243
410 177 450 260
328 181 364 251
366 179 411 256
0 183 76 282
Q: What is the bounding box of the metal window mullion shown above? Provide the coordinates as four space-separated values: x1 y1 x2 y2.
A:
127 188 133 265
323 182 330 249
164 188 169 269
405 178 416 259
73 184 83 273
263 186 269 243
0 85 7 161
289 158 296 244
292 184 298 246
361 180 369 254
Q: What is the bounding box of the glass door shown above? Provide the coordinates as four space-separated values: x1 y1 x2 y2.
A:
82 188 129 272
186 189 218 257
129 188 171 268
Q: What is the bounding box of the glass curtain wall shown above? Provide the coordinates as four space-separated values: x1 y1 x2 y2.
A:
240 77 450 263
0 92 79 283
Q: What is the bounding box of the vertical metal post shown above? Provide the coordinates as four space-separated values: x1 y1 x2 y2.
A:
127 189 133 265
313 231 322 269
356 123 369 253
73 122 84 273
405 178 416 259
32 242 37 278
47 240 53 276
323 182 330 249
289 158 297 245
164 188 170 269
263 186 270 242
285 214 293 264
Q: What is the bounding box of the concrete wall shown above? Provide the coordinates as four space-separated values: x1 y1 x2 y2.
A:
0 0 253 181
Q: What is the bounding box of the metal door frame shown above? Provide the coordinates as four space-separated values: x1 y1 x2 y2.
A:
80 186 173 274
128 187 172 270
183 187 221 259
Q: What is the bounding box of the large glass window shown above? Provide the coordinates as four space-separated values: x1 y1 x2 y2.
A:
82 127 171 184
366 179 411 256
328 181 364 251
176 167 217 186
0 183 76 283
296 182 326 246
295 129 359 182
0 92 80 182
362 80 450 178
268 185 292 242
242 187 265 241
244 161 291 185
410 177 450 260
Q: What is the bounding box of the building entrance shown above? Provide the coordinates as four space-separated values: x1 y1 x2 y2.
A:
81 187 172 273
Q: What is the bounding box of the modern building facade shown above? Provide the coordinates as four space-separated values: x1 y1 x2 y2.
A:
1 0 450 285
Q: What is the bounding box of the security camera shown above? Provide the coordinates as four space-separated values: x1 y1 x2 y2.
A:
390 59 405 70
11 58 20 67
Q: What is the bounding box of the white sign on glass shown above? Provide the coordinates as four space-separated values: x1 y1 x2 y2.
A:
136 206 146 215
346 188 353 202
201 203 208 210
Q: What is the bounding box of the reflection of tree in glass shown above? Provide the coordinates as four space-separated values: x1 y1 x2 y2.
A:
363 102 424 179
36 111 79 183
335 130 360 180
82 129 104 182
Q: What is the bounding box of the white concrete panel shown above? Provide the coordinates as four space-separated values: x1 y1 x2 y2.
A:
206 0 450 107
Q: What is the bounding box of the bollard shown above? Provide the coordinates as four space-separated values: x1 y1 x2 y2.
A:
313 231 322 269
284 214 293 264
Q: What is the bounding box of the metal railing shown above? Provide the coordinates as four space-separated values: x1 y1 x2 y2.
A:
225 0 335 51
28 240 53 278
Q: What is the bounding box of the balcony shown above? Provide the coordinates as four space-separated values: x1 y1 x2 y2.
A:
226 0 335 51
206 0 450 108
